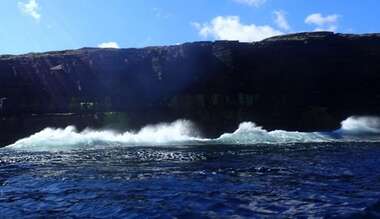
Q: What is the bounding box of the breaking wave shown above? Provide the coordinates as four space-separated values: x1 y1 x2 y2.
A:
6 120 204 152
5 116 380 152
339 116 380 134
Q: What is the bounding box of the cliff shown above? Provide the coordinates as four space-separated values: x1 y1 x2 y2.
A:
1 31 380 145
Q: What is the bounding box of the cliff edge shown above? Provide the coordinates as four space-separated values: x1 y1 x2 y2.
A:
1 31 380 145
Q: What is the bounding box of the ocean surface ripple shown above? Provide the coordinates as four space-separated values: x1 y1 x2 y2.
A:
1 143 380 218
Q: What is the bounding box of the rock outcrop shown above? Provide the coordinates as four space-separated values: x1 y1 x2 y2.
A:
1 31 380 145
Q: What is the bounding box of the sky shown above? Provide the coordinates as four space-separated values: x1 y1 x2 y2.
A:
0 0 379 54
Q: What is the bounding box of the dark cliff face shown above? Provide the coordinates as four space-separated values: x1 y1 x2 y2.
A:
1 31 380 143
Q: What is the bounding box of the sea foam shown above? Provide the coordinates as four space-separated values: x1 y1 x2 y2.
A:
5 116 380 152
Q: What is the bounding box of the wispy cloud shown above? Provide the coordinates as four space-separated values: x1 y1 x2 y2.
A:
305 13 340 32
233 0 267 7
273 10 290 31
98 42 120 49
192 16 283 42
18 0 41 21
153 8 172 19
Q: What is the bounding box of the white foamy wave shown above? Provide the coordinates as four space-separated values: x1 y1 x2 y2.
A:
215 122 332 144
5 116 380 152
339 116 380 135
7 120 204 152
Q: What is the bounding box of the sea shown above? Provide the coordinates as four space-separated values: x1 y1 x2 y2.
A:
1 116 380 218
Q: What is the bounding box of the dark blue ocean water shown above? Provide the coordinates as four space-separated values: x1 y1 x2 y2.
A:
1 143 380 218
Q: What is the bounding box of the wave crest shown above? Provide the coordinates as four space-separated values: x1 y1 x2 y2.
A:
7 120 202 151
339 116 380 134
5 116 380 152
216 122 331 144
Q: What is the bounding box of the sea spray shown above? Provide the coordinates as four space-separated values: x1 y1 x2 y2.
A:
7 120 204 151
215 122 332 144
5 116 380 152
338 116 380 134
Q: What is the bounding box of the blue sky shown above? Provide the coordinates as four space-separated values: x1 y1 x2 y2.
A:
1 0 379 54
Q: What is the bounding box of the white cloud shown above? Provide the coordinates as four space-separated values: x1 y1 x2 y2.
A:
273 10 290 31
18 0 41 21
234 0 267 7
98 42 120 49
305 13 338 26
192 16 283 42
305 13 339 32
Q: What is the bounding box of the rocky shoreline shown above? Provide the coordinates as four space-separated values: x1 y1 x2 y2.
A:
1 31 380 146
